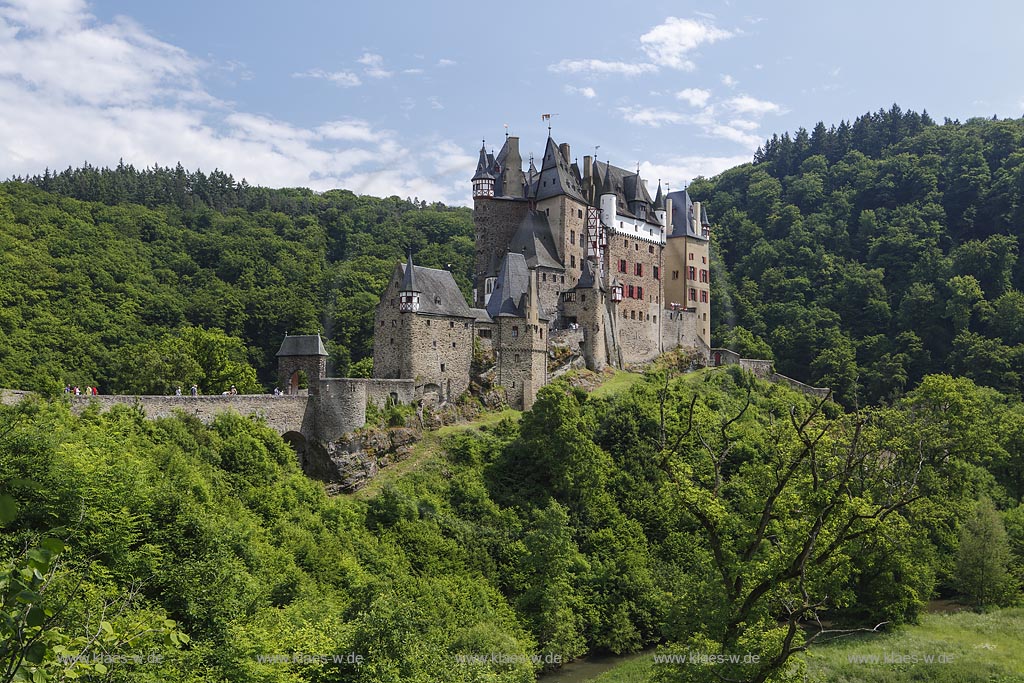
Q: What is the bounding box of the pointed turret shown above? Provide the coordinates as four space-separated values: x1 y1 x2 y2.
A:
472 140 495 198
600 161 617 228
653 180 667 227
398 249 421 312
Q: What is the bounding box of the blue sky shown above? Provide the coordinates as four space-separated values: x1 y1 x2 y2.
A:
1 0 1022 204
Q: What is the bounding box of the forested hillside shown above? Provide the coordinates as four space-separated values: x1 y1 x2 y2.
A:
689 107 1024 406
0 173 472 394
3 367 1023 682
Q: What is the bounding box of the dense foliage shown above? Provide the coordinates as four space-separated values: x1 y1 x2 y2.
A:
2 368 1022 682
690 107 1024 406
0 176 472 394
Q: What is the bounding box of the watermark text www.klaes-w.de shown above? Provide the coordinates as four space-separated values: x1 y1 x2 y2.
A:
846 652 956 665
58 653 164 666
652 652 761 665
454 652 563 666
254 653 365 665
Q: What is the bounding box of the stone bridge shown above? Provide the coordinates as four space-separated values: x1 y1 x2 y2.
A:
1 376 416 449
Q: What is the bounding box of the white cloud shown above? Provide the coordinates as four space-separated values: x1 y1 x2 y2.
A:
706 122 762 148
292 68 361 87
316 119 379 143
549 58 657 77
436 58 456 67
676 88 711 107
725 94 782 115
619 107 686 127
402 68 424 75
727 118 760 131
0 2 475 204
640 155 751 188
565 85 597 99
428 96 444 110
721 74 737 87
639 17 734 70
357 52 391 78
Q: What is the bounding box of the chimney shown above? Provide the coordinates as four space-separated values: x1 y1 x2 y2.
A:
666 198 673 233
559 142 570 164
583 155 592 180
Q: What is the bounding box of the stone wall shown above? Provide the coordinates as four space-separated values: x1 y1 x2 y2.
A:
604 234 664 364
64 394 314 435
770 373 831 399
740 359 774 379
404 314 474 401
493 317 547 410
473 197 530 307
278 355 326 395
662 308 703 356
373 263 413 381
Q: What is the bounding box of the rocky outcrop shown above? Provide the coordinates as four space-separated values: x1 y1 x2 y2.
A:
307 426 420 492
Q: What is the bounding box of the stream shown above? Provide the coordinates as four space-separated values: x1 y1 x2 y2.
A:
537 649 652 683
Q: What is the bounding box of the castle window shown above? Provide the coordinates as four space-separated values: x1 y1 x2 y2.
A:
649 245 654 254
637 286 643 300
545 208 549 216
689 266 696 279
426 320 430 326
689 288 697 301
449 321 454 328
581 293 586 303
511 326 519 338
618 259 627 273
390 337 394 344
433 341 437 348
654 266 660 280
514 353 521 363
542 272 547 282
441 363 446 372
628 285 635 298
653 315 657 323
624 239 628 248
700 269 708 283
540 328 543 339
672 270 679 280
634 263 643 277
561 276 565 284
702 256 707 264
578 209 583 218
635 243 639 251
452 342 457 348
563 292 576 303
478 329 492 339
570 230 575 244
631 310 636 319
571 255 576 268
380 321 384 327
464 322 469 328
700 290 708 303
689 253 694 260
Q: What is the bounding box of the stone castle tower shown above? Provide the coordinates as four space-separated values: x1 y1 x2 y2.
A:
373 131 712 409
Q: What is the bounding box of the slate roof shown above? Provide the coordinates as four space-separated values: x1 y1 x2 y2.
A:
276 334 327 357
594 160 660 227
532 137 587 203
472 143 494 181
508 210 563 270
666 189 711 239
573 258 605 291
469 307 493 324
486 252 535 318
398 263 475 318
400 250 419 291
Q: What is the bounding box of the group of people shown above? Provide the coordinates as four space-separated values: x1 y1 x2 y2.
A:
64 385 98 396
173 384 201 396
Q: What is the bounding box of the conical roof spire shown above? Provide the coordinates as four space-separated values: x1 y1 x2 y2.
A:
653 180 665 210
472 140 494 181
400 249 420 292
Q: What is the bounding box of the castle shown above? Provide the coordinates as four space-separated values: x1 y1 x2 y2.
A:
372 132 713 409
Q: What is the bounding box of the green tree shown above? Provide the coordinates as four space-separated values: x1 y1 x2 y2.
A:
954 496 1017 607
